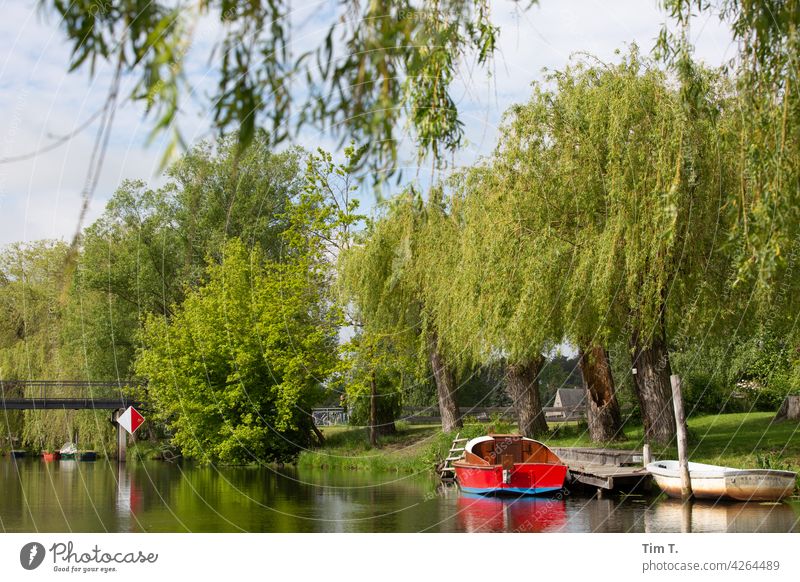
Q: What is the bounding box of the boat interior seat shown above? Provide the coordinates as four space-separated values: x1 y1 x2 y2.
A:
468 438 562 466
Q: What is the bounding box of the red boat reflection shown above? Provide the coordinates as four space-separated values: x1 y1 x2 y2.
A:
456 493 567 532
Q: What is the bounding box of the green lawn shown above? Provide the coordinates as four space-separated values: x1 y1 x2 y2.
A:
298 412 800 478
296 422 445 472
545 412 800 469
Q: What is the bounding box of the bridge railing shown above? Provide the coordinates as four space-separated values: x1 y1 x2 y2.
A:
0 380 147 403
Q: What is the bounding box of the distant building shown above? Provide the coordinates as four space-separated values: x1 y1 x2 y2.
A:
546 388 587 419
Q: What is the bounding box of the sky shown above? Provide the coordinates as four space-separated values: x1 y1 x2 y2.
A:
0 0 736 246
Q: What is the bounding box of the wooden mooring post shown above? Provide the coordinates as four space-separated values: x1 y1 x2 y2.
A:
670 374 692 500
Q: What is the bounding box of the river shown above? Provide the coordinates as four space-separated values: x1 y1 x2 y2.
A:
0 458 798 533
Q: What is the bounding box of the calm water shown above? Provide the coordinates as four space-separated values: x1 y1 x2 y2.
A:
0 458 798 533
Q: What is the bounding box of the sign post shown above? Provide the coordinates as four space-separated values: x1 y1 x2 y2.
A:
114 406 145 463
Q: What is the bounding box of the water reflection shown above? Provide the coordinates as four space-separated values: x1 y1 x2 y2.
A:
645 498 800 533
456 494 567 532
0 459 797 533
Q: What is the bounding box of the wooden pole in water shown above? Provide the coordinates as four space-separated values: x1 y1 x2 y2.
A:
670 374 692 500
642 443 651 466
681 499 693 533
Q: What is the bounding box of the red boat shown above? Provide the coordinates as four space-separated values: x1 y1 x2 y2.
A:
453 434 568 496
42 451 61 462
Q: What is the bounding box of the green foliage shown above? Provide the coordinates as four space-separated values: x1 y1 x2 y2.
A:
0 241 117 451
539 355 583 405
42 0 524 177
168 135 304 267
421 164 568 368
137 239 338 463
71 134 304 380
728 331 792 385
337 329 410 436
0 137 362 461
670 331 799 416
515 47 726 346
338 188 442 403
344 364 403 434
661 1 800 310
135 145 360 463
726 330 798 410
455 363 511 407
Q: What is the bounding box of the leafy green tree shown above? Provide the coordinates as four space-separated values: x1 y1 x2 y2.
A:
418 164 567 437
339 332 405 443
135 146 358 462
481 60 624 440
461 48 728 443
339 190 463 433
538 50 727 444
73 135 304 379
661 1 800 300
168 135 303 269
136 239 338 463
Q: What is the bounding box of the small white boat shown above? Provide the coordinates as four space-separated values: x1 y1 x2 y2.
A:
647 461 797 501
59 442 78 460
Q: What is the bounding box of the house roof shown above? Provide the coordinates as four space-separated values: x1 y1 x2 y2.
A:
555 388 586 408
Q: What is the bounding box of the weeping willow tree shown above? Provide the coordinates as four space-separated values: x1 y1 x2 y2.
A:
660 3 800 394
525 49 729 444
471 48 728 444
0 241 117 453
339 190 462 433
482 75 622 441
418 165 570 438
42 0 517 182
662 1 800 292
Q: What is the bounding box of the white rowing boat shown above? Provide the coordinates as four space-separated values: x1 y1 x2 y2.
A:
646 461 797 501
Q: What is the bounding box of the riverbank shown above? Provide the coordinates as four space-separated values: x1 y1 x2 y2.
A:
298 412 800 487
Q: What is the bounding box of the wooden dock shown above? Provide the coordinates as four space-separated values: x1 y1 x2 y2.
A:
552 447 651 492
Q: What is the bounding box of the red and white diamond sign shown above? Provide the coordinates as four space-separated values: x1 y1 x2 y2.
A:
117 406 145 435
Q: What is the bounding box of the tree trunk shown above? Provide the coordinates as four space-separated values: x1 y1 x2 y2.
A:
579 344 624 442
505 357 548 437
630 326 677 445
775 395 800 422
369 369 378 446
428 331 462 432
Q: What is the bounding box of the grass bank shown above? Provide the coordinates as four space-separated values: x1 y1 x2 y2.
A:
297 412 800 481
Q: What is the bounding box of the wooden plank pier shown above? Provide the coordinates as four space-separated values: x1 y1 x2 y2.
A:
552 447 651 493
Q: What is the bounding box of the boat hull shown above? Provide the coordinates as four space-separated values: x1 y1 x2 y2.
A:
647 462 796 501
42 451 61 462
454 462 567 496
